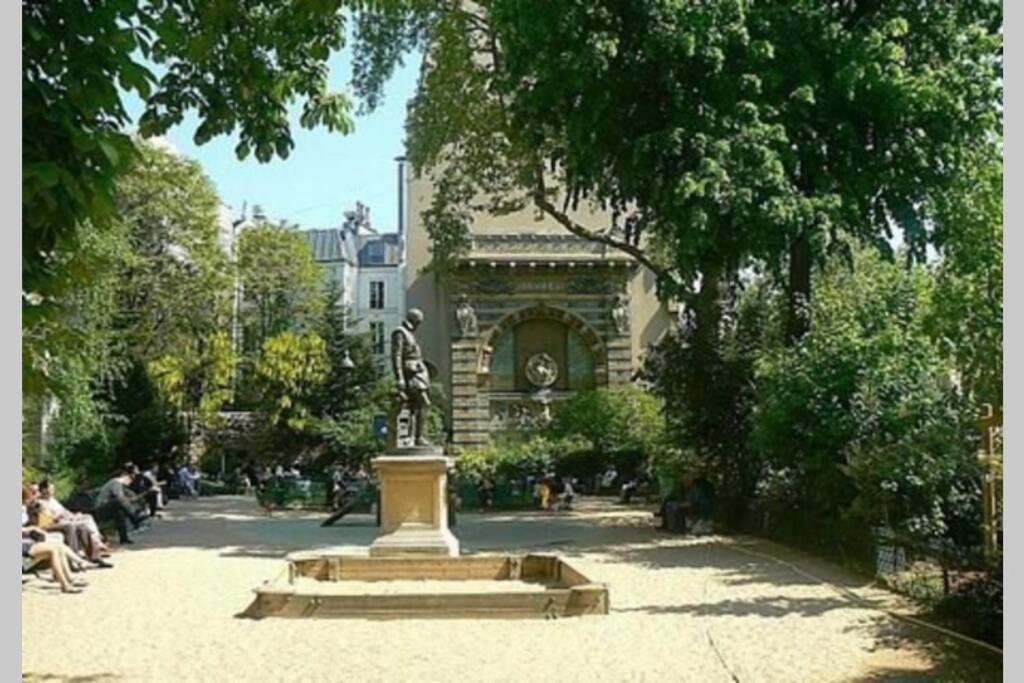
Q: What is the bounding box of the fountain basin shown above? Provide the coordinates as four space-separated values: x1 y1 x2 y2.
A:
252 552 608 619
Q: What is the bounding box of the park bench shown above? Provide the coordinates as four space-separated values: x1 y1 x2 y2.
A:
455 479 534 511
256 478 378 513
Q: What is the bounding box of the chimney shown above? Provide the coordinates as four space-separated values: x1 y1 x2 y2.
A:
395 155 407 238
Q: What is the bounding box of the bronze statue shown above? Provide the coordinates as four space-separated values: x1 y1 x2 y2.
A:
391 308 431 447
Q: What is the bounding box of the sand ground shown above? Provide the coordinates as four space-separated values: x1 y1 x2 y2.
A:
22 496 1001 683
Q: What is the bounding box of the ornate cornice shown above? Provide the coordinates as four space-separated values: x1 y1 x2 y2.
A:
461 232 635 264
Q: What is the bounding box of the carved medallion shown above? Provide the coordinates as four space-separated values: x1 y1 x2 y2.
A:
525 352 559 388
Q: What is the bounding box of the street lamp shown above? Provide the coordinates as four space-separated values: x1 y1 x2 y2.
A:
340 349 356 371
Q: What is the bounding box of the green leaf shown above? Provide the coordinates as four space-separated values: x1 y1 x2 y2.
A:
27 162 61 188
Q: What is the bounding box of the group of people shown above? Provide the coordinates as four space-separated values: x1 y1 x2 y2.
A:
21 459 207 594
21 481 111 593
233 461 307 496
533 475 576 512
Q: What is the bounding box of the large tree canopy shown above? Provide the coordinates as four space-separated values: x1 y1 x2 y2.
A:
351 1 1001 338
23 0 356 331
237 221 325 352
114 141 233 361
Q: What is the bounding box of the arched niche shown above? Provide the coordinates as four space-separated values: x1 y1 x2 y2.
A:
476 304 607 389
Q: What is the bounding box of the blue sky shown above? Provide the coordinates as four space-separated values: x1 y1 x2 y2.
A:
124 50 422 233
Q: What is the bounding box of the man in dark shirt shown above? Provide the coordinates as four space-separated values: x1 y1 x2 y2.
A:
129 464 161 518
95 467 146 544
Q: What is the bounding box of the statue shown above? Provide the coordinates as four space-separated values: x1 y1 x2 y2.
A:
612 293 630 335
455 294 478 337
391 308 432 447
525 352 558 388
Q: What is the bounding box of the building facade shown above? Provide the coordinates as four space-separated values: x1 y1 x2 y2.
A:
404 176 674 449
304 203 406 365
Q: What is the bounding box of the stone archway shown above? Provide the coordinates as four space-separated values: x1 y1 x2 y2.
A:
476 303 607 387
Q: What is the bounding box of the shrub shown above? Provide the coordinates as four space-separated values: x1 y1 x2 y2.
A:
934 563 1003 646
752 249 981 558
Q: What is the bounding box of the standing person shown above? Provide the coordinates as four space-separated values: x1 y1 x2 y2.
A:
94 468 146 545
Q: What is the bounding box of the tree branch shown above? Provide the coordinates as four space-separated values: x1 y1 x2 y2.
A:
531 178 674 285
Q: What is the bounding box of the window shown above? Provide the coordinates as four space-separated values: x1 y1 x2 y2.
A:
370 322 386 355
369 281 385 310
364 241 385 265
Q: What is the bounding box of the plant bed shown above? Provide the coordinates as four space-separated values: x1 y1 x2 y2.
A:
251 553 608 619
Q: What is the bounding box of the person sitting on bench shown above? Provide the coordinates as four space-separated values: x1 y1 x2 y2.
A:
35 479 112 565
129 464 162 518
22 488 87 593
94 467 147 545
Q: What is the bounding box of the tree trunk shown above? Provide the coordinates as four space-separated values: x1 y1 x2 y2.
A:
786 232 812 344
689 259 723 412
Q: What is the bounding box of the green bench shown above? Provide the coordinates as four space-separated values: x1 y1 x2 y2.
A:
256 479 378 512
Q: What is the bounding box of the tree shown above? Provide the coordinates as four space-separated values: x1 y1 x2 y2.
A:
548 385 665 461
23 214 131 400
315 280 382 419
23 0 356 313
928 149 1003 409
238 221 325 352
643 275 778 522
114 141 232 362
351 1 1001 342
253 332 330 432
752 248 980 555
148 331 237 427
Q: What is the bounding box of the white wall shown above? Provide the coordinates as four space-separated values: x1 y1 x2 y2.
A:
353 265 405 359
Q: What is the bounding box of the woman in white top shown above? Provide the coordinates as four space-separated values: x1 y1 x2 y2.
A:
37 480 111 560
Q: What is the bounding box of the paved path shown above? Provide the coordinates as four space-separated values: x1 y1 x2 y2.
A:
22 496 1001 682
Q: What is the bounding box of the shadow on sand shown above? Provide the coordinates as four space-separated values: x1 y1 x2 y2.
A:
130 496 1000 680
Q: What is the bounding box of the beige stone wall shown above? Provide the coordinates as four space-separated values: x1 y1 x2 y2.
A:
406 172 453 385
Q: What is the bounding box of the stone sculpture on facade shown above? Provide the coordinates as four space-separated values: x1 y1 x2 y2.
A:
612 293 630 335
455 294 478 337
390 308 431 447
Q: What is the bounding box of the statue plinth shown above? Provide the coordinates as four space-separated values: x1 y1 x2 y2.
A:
369 446 460 558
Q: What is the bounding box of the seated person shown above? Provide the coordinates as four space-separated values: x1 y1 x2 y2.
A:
689 473 715 535
94 467 147 544
130 465 161 517
22 489 87 593
158 463 180 500
559 477 576 510
35 479 111 564
620 478 639 504
145 464 167 507
478 474 496 510
23 529 86 593
538 479 552 511
176 465 197 498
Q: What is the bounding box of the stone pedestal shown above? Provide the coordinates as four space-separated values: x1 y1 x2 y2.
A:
369 449 460 557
